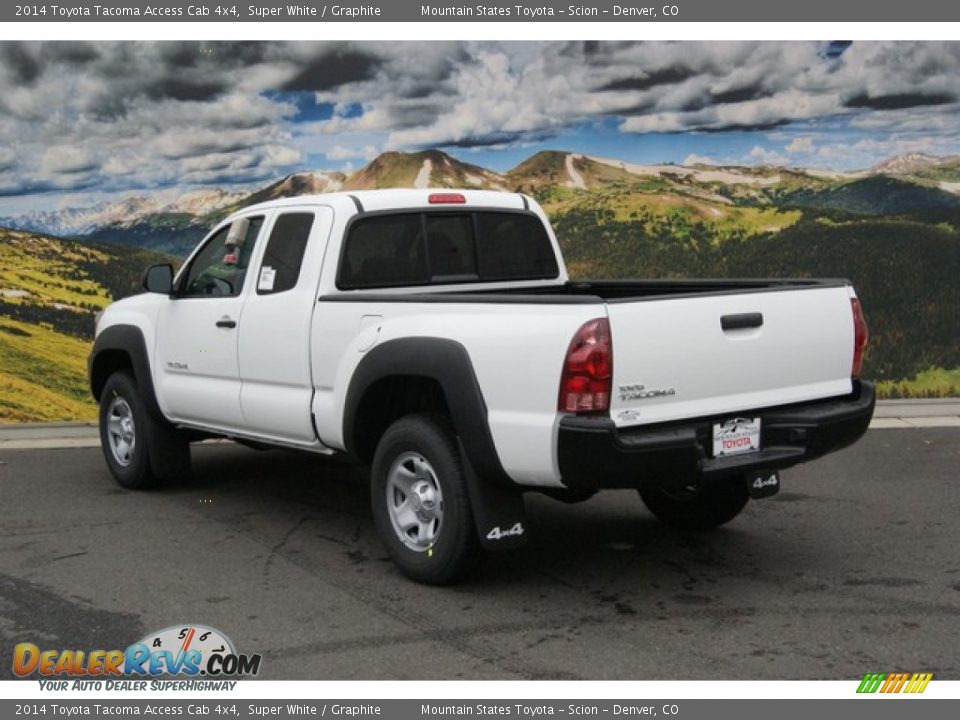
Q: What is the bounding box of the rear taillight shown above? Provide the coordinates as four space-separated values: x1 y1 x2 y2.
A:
559 318 612 414
851 297 869 378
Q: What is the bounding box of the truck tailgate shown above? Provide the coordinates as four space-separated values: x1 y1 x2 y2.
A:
606 285 855 427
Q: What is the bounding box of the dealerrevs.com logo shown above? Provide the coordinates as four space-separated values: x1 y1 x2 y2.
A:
13 625 262 689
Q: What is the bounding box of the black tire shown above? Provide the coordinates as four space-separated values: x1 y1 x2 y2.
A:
370 414 481 584
98 371 190 489
99 371 157 489
639 477 749 530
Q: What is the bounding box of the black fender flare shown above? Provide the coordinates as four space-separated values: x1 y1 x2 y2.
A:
88 324 166 424
89 324 190 481
343 338 526 550
343 337 508 485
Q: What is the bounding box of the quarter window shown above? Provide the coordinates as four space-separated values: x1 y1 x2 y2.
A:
257 213 315 295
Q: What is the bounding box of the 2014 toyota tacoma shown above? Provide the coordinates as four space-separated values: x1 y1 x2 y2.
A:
89 189 875 583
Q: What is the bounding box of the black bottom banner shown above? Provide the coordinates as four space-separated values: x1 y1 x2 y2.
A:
2 699 956 720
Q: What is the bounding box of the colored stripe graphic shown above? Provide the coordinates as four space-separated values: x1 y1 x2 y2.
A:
857 673 886 693
889 673 910 693
905 673 933 693
857 672 932 694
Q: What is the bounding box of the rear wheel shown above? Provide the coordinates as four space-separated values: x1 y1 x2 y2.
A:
638 477 749 530
371 414 481 584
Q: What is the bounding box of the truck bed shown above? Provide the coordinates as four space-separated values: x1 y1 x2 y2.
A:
321 277 856 428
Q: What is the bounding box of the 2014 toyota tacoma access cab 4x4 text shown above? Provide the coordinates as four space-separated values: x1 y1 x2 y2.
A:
89 189 875 583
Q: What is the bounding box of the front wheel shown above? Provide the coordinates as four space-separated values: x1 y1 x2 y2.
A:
98 370 190 489
99 371 158 489
370 414 481 584
638 477 749 530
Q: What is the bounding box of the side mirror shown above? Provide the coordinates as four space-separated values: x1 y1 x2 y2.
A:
142 264 174 294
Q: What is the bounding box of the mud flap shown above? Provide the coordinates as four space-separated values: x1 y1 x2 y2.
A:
458 440 527 552
144 415 192 482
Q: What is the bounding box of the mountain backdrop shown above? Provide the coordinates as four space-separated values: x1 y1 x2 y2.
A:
2 149 959 421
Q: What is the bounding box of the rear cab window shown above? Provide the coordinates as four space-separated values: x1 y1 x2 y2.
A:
338 210 558 289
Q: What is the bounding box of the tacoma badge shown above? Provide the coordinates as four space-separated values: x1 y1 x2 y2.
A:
619 384 676 401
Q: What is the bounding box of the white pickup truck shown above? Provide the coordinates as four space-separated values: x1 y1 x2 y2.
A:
90 189 874 583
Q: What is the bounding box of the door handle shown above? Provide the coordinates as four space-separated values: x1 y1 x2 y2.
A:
721 312 763 331
216 317 237 329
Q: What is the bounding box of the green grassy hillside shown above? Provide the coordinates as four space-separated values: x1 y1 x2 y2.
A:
85 213 206 256
0 316 94 422
876 368 960 399
0 227 173 422
780 176 960 217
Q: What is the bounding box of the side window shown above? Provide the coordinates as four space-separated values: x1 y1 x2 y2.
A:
181 216 264 298
339 214 427 289
257 213 315 295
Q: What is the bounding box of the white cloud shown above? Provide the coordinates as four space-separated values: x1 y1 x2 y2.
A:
0 146 15 172
785 137 815 154
683 153 718 166
41 146 98 175
3 40 960 203
102 157 134 176
748 145 788 166
813 135 955 169
326 144 378 161
261 145 303 167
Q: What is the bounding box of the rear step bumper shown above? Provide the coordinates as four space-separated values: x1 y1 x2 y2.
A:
557 381 876 491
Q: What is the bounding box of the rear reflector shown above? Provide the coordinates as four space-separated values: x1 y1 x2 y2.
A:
558 318 612 414
851 297 869 378
428 193 466 204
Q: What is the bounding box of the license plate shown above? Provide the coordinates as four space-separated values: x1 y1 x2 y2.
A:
712 417 761 457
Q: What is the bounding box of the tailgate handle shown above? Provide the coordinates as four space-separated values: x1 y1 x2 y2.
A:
721 312 763 331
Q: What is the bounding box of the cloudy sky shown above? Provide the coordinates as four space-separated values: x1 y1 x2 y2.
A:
2 40 960 213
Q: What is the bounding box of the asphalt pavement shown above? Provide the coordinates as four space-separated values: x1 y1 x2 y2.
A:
1 427 958 680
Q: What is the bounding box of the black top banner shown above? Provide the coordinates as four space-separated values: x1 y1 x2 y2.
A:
5 0 960 23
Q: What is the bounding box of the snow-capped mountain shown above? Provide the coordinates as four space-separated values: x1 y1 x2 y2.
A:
870 153 958 175
0 186 252 237
5 150 960 244
1 197 161 236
